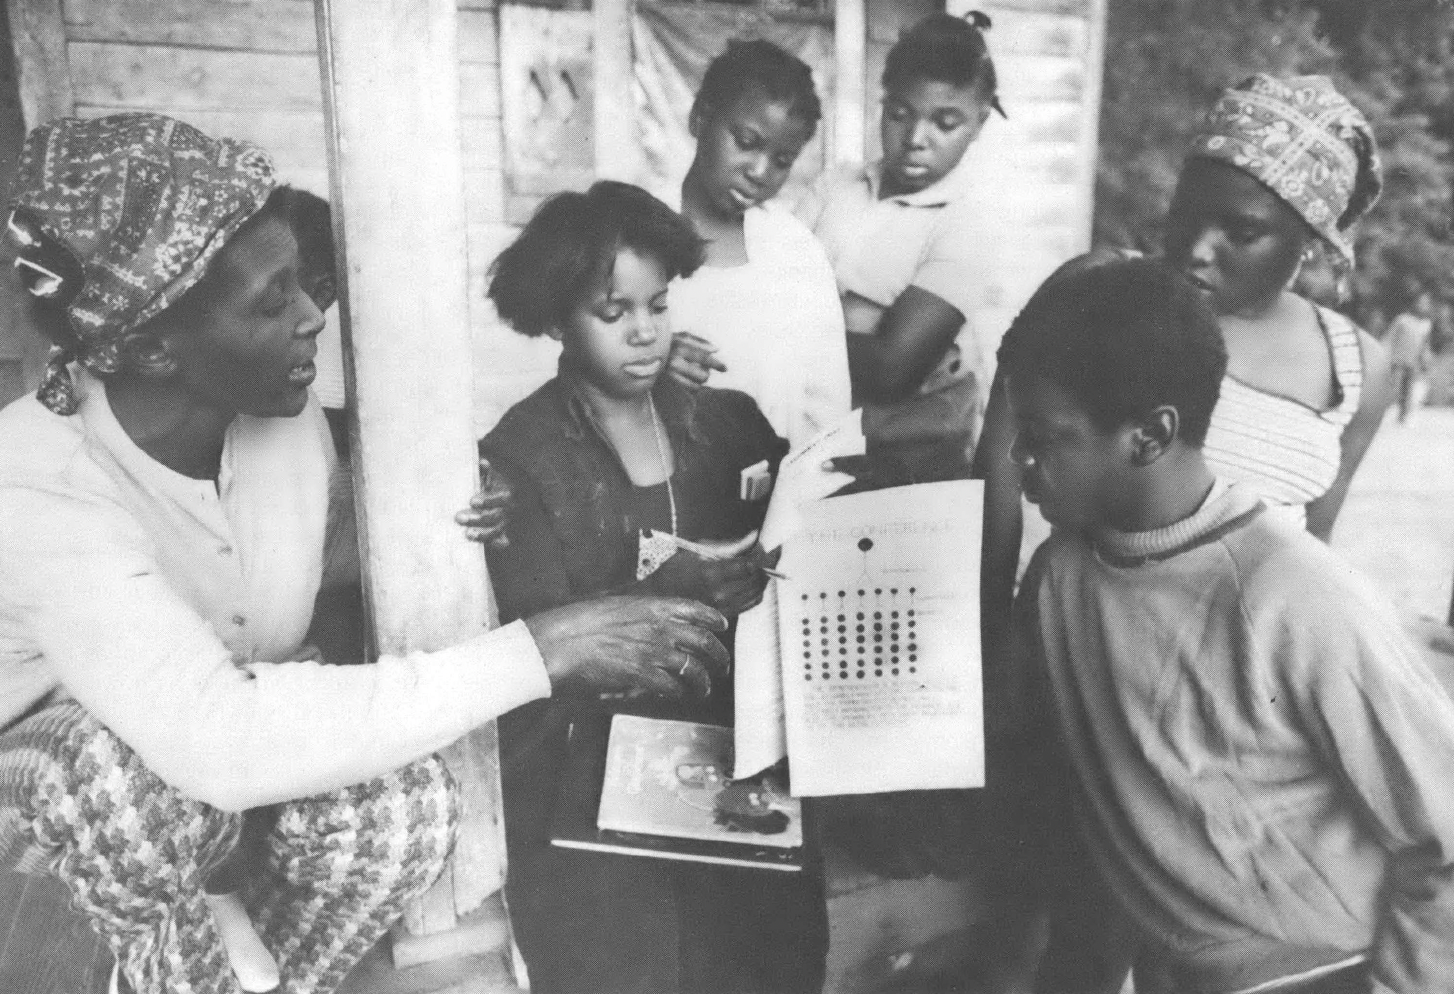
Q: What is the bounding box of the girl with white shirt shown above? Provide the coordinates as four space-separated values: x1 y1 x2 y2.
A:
666 39 851 450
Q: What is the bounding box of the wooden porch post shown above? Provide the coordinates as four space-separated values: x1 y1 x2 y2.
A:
6 0 72 129
593 0 637 181
313 0 514 973
833 0 866 165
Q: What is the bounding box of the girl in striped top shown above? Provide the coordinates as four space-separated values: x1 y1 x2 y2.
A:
1198 305 1365 532
1164 74 1393 540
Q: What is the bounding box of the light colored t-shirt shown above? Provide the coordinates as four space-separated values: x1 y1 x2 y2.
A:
667 201 851 450
0 372 549 811
798 156 992 389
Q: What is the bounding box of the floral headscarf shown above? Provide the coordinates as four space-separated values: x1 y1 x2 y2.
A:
6 113 276 414
1189 74 1381 268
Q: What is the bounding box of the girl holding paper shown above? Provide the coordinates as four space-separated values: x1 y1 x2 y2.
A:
479 181 827 994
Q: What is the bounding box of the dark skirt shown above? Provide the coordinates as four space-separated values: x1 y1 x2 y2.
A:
500 698 828 994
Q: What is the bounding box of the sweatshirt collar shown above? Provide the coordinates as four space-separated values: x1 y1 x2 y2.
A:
1092 480 1266 567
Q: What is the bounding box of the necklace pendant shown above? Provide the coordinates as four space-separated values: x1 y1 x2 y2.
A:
637 528 679 581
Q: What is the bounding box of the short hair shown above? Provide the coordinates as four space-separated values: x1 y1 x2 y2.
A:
488 181 704 338
279 187 336 311
883 12 999 108
997 258 1227 447
691 38 822 132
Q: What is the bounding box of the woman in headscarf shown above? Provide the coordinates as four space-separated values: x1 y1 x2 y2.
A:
664 39 852 450
0 113 729 994
1167 73 1393 538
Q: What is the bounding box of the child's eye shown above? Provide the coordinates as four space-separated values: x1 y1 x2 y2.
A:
931 112 965 132
772 154 795 171
886 105 911 123
733 130 762 152
597 304 625 322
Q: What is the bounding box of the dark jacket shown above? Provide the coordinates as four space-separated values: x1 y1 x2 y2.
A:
479 360 787 623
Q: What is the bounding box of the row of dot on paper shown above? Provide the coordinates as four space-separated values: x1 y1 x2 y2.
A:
798 590 917 681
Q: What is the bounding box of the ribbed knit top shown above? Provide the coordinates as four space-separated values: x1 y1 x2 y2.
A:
1092 478 1255 565
1202 305 1362 526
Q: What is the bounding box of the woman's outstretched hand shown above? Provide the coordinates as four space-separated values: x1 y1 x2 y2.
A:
668 331 728 387
456 457 513 548
524 595 730 700
646 545 781 618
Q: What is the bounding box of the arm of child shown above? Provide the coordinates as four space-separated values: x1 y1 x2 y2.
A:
847 286 966 404
474 454 574 623
847 203 988 404
1305 329 1393 542
1297 604 1454 993
974 371 1024 683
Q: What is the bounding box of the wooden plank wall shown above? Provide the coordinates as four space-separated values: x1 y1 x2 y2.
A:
944 0 1107 363
49 0 553 433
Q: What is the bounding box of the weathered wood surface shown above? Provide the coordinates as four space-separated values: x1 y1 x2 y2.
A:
833 0 865 164
592 0 637 181
62 0 498 57
988 0 1092 15
69 42 501 117
56 0 506 220
498 6 593 196
315 0 513 971
7 0 73 127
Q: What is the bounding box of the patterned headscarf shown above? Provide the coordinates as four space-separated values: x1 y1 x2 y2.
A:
1189 74 1381 267
7 113 276 414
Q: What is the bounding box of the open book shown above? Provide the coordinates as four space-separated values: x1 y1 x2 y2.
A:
550 713 805 872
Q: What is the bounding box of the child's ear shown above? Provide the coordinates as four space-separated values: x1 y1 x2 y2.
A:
972 101 993 134
688 104 707 140
1129 406 1179 467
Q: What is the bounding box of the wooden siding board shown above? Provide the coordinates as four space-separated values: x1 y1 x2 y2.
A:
63 0 318 54
63 0 498 61
71 109 499 181
986 0 1091 16
69 41 319 110
990 11 1087 59
69 41 499 116
994 53 1084 104
458 10 499 65
8 0 74 127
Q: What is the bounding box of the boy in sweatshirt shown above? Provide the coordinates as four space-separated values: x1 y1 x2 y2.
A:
1000 259 1454 994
